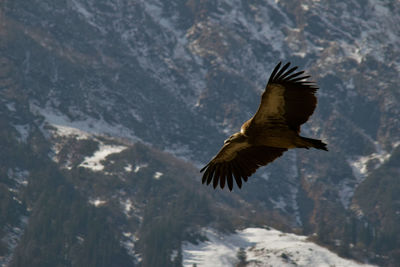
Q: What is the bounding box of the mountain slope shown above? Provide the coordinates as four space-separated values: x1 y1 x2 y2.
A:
1 0 400 266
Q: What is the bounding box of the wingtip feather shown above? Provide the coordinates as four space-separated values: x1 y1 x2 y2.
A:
274 62 291 80
200 164 208 173
268 62 282 84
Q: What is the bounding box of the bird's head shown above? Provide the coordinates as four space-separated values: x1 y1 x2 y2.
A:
224 132 245 144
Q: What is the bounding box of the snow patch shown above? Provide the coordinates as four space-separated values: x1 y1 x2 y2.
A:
124 164 133 172
70 0 106 34
170 249 179 262
7 168 29 187
182 228 376 267
269 197 287 211
301 4 310 11
71 0 92 19
42 112 134 171
88 198 107 207
50 124 90 140
79 144 127 171
340 41 365 64
48 124 92 167
6 102 16 112
153 171 163 180
134 163 148 173
130 109 143 122
343 142 399 208
119 198 143 221
122 198 133 217
348 150 391 183
14 124 30 143
31 104 141 143
293 51 306 58
121 232 141 263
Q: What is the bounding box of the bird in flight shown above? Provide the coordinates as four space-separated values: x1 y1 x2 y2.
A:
200 62 327 191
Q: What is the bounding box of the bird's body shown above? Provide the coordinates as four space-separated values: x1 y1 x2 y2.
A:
201 62 327 191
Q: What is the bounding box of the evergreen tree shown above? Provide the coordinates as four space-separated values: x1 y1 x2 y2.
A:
236 247 247 267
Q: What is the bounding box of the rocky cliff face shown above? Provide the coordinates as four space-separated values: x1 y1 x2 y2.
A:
1 0 399 266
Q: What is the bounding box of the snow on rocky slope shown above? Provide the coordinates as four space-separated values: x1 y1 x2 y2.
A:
183 227 376 267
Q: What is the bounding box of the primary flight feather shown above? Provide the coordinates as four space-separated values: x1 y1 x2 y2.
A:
200 62 328 191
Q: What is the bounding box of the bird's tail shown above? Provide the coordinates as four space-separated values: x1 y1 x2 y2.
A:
300 137 328 151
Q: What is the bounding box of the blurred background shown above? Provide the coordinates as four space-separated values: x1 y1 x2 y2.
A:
0 0 399 266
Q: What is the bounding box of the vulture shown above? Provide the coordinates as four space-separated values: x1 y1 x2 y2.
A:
200 62 327 191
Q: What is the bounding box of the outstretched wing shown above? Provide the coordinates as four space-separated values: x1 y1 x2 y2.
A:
250 62 318 133
200 142 287 191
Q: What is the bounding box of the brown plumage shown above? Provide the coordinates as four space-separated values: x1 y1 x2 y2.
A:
200 62 328 191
